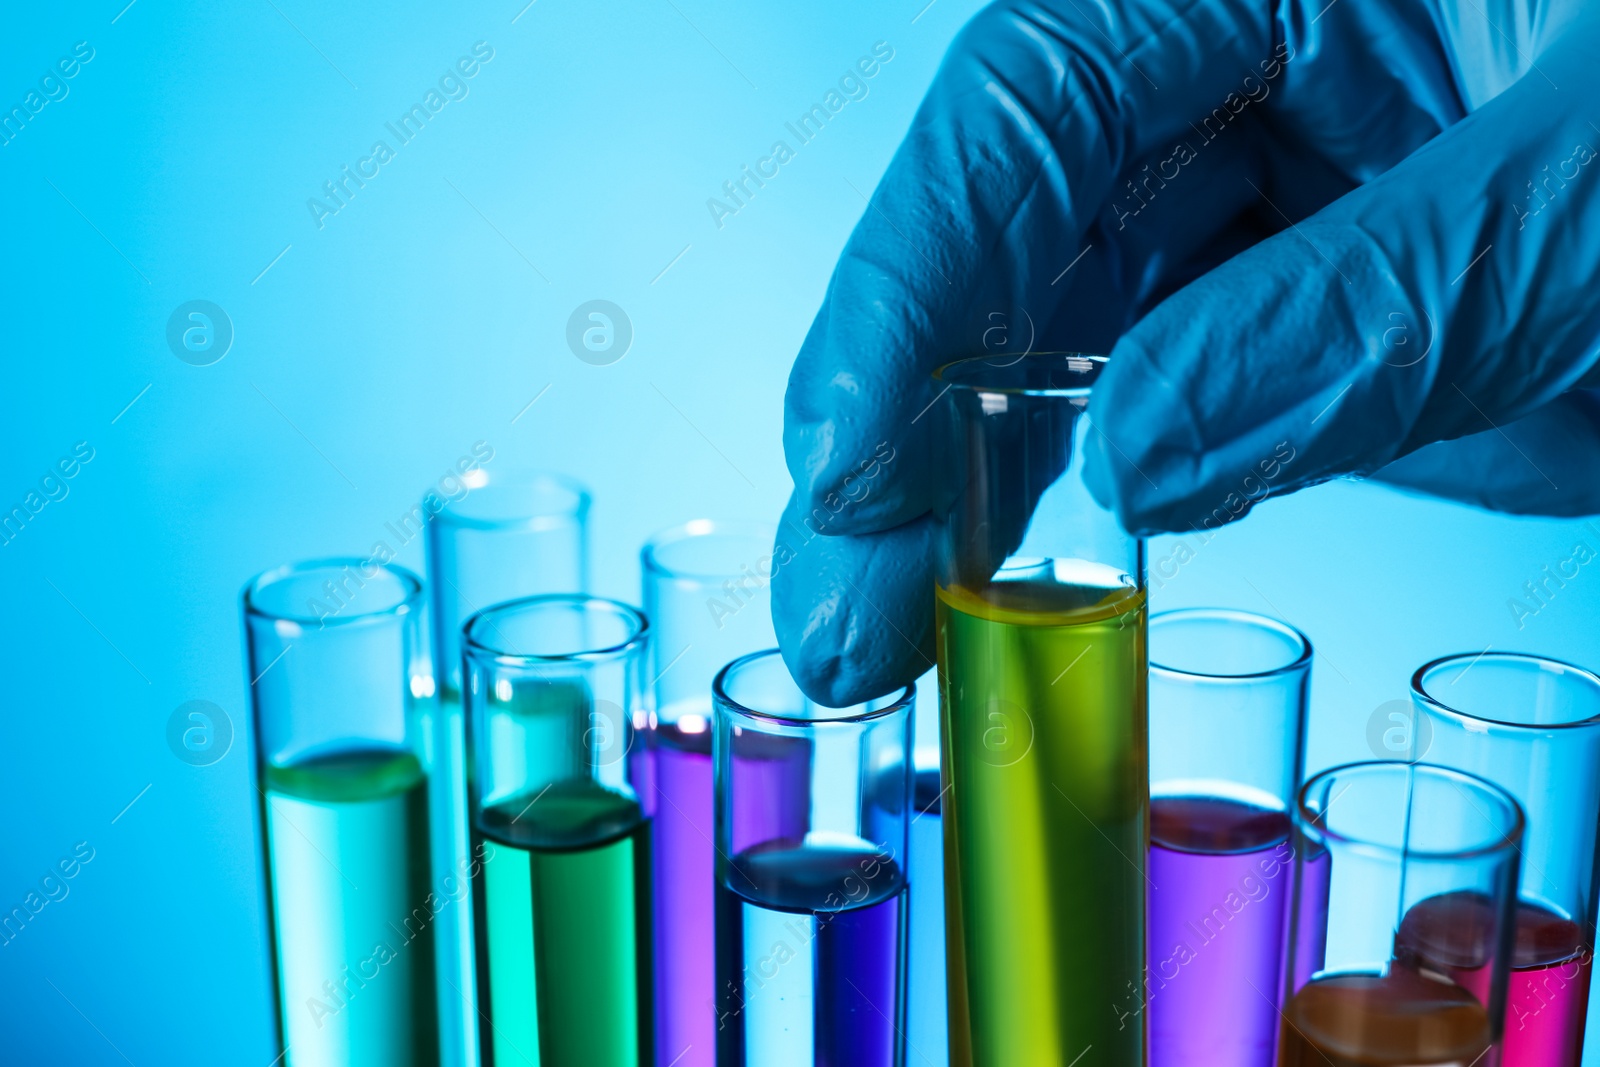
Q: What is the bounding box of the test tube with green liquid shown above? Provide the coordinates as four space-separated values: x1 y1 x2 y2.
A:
463 594 653 1067
931 354 1148 1066
244 559 440 1067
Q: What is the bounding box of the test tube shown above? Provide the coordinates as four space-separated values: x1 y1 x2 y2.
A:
244 559 439 1067
1279 761 1524 1067
905 667 948 1066
464 594 651 1067
1411 653 1600 1067
931 352 1147 1064
425 469 589 1065
1144 608 1311 1067
429 469 591 697
712 650 915 1067
639 519 776 1067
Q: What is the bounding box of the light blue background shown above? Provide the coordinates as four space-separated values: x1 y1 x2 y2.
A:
3 1 1598 1064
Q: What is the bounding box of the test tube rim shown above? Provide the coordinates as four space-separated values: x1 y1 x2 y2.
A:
1411 650 1600 732
243 557 423 627
713 648 915 729
1294 759 1526 862
1148 607 1313 682
932 351 1108 397
640 517 779 582
462 592 648 666
432 468 592 532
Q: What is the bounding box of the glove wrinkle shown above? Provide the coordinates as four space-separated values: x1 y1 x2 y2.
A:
773 0 1600 701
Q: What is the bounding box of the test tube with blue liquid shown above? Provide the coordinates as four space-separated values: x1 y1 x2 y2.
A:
245 559 440 1067
712 649 914 1067
1144 608 1310 1067
639 519 776 1067
426 469 589 1065
905 666 947 1066
464 594 652 1067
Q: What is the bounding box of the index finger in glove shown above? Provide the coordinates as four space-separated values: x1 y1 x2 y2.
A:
784 0 1278 536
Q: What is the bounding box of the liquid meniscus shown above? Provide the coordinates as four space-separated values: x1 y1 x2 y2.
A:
1278 967 1493 1067
1397 890 1592 1067
262 747 439 1067
937 577 1148 1066
472 781 652 1067
1147 797 1294 1067
715 843 907 1067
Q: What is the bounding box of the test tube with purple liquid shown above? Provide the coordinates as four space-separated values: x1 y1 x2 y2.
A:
1142 608 1312 1067
639 521 777 1067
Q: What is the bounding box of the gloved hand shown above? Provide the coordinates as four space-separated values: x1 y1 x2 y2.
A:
774 0 1600 706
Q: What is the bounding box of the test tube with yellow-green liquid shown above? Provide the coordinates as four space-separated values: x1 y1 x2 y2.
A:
932 354 1148 1067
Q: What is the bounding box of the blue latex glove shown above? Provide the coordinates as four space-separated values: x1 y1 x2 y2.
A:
775 0 1600 706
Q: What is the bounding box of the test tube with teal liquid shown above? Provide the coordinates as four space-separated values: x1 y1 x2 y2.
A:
426 469 590 1065
464 594 652 1067
245 559 440 1067
931 353 1147 1066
